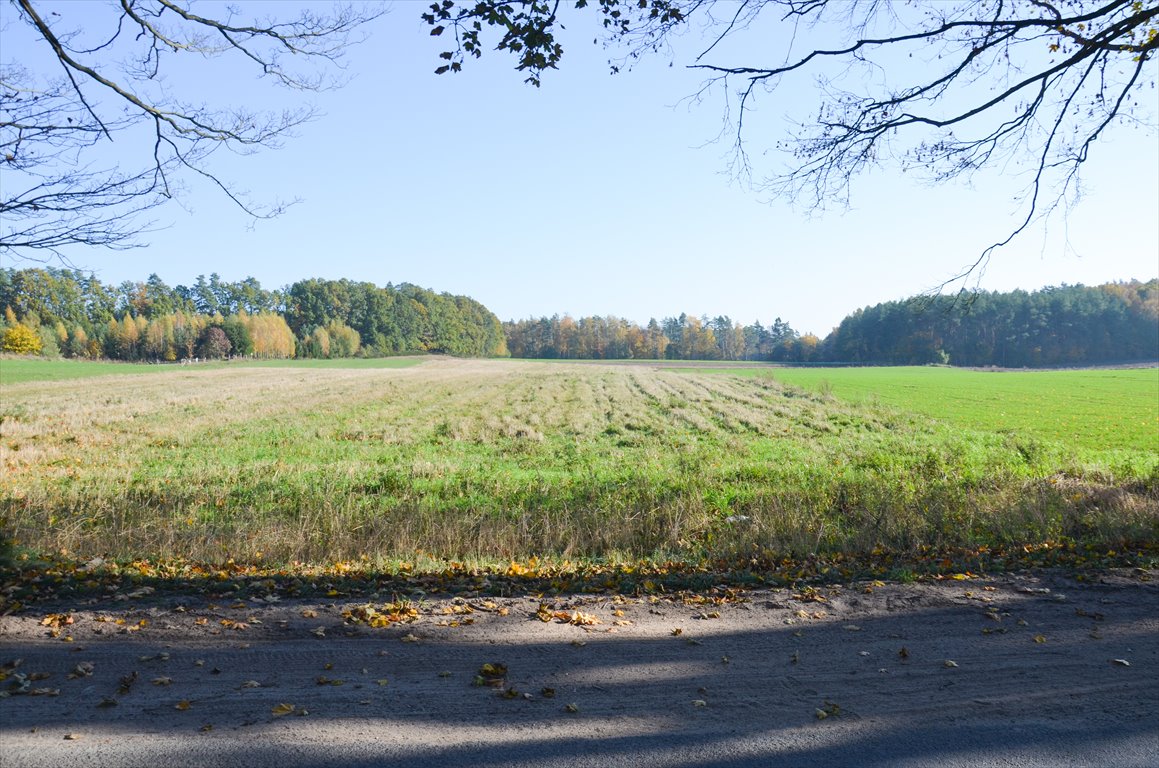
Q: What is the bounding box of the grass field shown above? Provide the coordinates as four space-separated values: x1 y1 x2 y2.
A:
2 358 1155 567
0 355 425 385
694 366 1159 456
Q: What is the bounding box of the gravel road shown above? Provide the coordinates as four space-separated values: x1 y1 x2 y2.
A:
2 570 1156 767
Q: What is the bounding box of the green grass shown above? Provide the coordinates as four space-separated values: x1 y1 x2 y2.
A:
696 366 1159 456
0 355 427 385
2 360 1155 567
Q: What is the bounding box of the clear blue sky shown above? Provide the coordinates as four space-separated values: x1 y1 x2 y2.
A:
3 2 1157 336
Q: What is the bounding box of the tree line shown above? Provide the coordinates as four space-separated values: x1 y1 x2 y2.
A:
503 314 820 362
506 281 1157 366
2 269 1154 367
824 281 1159 367
0 269 506 360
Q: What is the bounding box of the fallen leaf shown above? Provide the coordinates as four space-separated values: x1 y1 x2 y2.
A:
564 703 579 713
943 660 959 668
272 703 296 716
1033 635 1047 644
175 700 191 711
692 699 707 707
815 701 841 719
559 611 600 626
401 633 420 643
843 625 862 632
311 627 326 638
68 662 94 679
1111 658 1131 667
239 681 262 689
151 677 173 686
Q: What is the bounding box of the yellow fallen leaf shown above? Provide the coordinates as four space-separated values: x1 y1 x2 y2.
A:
559 611 600 626
1033 635 1046 644
175 700 191 711
272 703 296 716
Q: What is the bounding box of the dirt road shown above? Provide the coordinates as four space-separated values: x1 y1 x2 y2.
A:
2 570 1156 767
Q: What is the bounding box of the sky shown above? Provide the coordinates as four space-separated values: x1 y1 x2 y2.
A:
2 1 1157 336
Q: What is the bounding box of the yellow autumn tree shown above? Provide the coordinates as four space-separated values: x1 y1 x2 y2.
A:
2 323 43 355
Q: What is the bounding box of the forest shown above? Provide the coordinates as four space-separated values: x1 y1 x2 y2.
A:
0 268 1155 367
506 281 1158 366
0 270 507 360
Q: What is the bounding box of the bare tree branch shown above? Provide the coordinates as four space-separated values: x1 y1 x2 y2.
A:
418 0 1159 281
1 0 381 259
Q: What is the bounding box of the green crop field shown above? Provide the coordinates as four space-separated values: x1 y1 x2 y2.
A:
2 359 1155 569
695 366 1159 456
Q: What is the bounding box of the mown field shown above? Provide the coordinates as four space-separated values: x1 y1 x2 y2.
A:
2 358 1155 570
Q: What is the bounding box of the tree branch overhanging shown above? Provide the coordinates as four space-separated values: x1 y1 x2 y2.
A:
419 0 1158 276
1 0 381 258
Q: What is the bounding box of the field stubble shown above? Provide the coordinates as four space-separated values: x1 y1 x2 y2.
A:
1 359 1156 565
